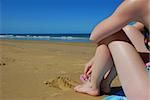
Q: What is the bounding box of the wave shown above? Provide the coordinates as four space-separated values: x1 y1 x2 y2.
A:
0 35 91 42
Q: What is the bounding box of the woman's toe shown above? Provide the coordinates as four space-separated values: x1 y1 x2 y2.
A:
74 85 82 91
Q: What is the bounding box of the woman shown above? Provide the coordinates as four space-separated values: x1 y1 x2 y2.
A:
74 0 149 99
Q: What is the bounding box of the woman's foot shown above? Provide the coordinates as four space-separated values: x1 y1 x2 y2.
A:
74 82 100 96
80 75 111 95
100 79 111 94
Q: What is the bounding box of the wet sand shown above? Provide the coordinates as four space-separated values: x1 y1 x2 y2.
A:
0 39 120 100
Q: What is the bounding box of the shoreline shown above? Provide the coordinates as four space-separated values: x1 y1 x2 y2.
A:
0 34 91 43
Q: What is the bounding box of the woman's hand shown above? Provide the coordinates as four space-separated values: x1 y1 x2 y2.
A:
84 57 95 76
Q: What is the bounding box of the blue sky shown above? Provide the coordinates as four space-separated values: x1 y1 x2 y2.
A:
1 0 123 34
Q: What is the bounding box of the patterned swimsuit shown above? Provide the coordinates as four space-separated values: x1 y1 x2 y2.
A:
144 27 150 75
144 26 150 51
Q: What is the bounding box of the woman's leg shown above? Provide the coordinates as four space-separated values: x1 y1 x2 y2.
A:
74 44 114 96
101 66 117 93
74 30 131 96
102 25 150 92
108 41 149 100
75 26 149 97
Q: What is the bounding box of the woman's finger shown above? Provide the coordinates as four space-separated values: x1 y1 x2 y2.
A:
86 67 92 76
84 64 91 74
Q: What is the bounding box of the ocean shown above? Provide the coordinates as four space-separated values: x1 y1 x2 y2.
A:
0 33 91 42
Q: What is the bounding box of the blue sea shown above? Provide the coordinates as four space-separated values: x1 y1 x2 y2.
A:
0 33 91 42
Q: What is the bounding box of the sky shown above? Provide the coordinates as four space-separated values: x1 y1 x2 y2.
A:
1 0 123 34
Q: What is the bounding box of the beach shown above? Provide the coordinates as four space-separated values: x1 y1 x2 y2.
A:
0 39 121 100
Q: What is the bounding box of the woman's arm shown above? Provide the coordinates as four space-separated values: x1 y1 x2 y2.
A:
90 0 142 43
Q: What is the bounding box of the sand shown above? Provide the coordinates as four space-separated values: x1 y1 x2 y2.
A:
0 39 121 100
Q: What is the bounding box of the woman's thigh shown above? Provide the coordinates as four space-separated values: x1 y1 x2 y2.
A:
108 41 148 99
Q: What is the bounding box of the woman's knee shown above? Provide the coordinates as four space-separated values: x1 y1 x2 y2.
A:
123 25 149 53
123 25 143 41
108 41 137 56
123 25 134 31
108 41 133 49
96 44 108 51
96 44 110 54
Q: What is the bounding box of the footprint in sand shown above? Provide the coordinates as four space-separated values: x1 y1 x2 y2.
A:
44 75 79 91
0 58 6 66
0 57 15 66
